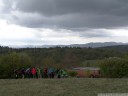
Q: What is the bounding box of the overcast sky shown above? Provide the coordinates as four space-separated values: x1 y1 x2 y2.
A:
0 0 128 46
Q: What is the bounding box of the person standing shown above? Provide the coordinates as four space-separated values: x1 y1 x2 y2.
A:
14 69 18 79
31 67 37 78
25 68 31 78
37 68 41 78
21 68 25 79
44 68 48 78
57 69 61 78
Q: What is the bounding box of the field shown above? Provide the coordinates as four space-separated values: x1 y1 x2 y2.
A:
0 78 128 96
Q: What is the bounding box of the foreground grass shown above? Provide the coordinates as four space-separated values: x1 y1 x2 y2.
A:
0 78 128 96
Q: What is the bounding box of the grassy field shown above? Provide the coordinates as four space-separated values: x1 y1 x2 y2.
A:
0 78 128 96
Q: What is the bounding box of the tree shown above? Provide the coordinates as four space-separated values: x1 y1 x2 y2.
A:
0 52 32 78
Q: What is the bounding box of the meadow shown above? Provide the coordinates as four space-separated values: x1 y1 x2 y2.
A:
0 78 128 96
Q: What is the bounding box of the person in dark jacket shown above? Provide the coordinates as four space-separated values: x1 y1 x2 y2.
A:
14 69 18 79
21 68 25 79
57 69 61 78
25 68 31 78
44 68 48 78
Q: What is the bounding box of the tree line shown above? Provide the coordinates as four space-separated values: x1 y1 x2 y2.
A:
0 46 128 78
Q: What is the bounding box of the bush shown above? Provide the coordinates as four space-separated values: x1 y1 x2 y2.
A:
68 71 78 77
100 57 128 78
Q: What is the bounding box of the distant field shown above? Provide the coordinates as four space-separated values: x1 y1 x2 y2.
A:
0 78 128 96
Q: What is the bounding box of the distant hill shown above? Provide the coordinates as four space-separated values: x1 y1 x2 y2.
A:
101 45 128 52
68 42 127 48
9 42 128 48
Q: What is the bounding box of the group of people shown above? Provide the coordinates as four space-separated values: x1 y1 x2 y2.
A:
14 67 68 79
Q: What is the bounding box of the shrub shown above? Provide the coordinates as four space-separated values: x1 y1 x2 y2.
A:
68 71 78 77
100 57 128 78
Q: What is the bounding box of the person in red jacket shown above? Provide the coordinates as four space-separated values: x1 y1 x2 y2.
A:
31 67 37 78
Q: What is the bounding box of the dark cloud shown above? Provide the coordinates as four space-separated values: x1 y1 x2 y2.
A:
14 0 123 16
2 0 128 30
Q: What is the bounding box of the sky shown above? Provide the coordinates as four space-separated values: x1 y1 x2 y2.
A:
0 0 128 46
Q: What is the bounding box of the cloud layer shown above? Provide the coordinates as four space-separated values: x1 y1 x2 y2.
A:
1 0 128 46
1 0 128 30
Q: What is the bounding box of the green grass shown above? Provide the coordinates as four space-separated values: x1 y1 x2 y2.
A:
0 78 128 96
